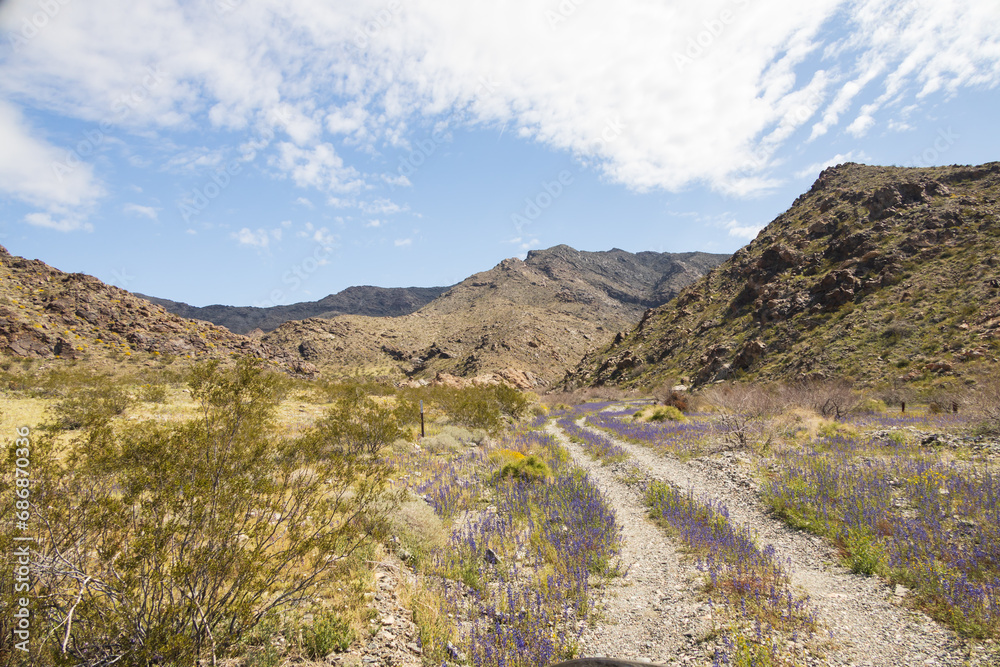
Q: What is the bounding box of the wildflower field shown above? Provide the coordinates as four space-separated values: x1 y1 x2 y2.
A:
570 399 1000 651
394 424 624 666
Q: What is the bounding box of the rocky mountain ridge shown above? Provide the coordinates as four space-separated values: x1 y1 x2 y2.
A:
566 162 1000 389
263 246 729 387
140 285 450 335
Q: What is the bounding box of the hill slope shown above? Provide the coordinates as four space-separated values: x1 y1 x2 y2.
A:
0 245 304 370
263 245 728 387
140 285 450 335
566 162 1000 389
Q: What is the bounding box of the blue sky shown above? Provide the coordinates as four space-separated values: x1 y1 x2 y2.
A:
1 0 998 307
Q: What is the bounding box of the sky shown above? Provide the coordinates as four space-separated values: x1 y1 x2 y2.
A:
1 0 999 308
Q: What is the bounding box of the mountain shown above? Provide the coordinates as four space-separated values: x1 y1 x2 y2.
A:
262 245 729 387
565 162 1000 389
0 245 307 371
139 285 450 335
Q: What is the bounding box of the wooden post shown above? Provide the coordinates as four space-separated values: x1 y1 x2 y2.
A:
420 400 425 439
952 402 958 414
901 401 906 414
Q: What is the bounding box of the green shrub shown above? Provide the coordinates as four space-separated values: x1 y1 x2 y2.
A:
52 378 132 429
24 358 400 666
136 382 168 403
650 406 686 422
302 612 354 657
853 398 888 414
499 454 552 483
844 528 885 576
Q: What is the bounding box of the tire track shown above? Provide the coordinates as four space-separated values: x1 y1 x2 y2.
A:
572 416 979 667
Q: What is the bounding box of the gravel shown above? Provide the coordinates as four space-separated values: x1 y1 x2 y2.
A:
548 418 999 667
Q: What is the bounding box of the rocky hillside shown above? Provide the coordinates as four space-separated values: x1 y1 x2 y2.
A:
0 245 308 372
566 162 1000 389
140 285 449 335
263 246 728 387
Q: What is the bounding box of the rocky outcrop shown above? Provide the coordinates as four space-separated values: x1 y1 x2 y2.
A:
0 248 307 372
567 162 1000 389
262 246 729 386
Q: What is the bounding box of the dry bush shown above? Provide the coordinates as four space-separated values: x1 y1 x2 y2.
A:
872 379 917 410
963 375 1000 433
652 382 690 412
389 496 447 566
779 380 861 420
703 383 780 450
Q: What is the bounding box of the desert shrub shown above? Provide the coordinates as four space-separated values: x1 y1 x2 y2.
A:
302 612 354 657
406 384 531 434
421 430 462 453
783 380 861 419
852 398 888 414
873 380 916 409
649 406 686 422
652 383 690 412
881 322 916 344
389 496 447 566
136 382 168 403
964 375 1000 433
21 358 401 666
51 377 132 429
703 384 778 450
843 528 886 576
499 454 552 483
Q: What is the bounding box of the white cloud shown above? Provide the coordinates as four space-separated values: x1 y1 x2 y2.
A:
24 212 93 233
394 238 412 247
232 225 284 248
1 0 998 200
313 227 338 247
725 220 764 240
124 203 159 220
0 100 102 232
233 227 272 248
361 197 407 215
271 142 364 192
366 219 384 228
793 152 866 180
294 196 315 209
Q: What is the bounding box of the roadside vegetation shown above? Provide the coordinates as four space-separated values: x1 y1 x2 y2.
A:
2 355 998 665
580 377 1000 651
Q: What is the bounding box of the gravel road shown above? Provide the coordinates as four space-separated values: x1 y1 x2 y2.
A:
549 418 998 667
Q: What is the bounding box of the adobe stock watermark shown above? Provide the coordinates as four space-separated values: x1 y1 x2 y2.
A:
511 170 574 234
392 126 449 191
349 0 403 51
5 0 73 53
389 75 500 191
546 0 588 29
214 0 244 15
253 244 335 308
51 65 167 183
673 0 751 72
178 108 291 222
906 128 959 168
110 267 136 290
739 87 824 175
11 426 33 654
590 116 626 153
177 161 244 223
